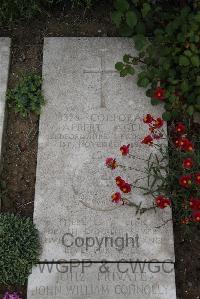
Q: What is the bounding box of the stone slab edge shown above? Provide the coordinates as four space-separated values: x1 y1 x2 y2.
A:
0 38 11 209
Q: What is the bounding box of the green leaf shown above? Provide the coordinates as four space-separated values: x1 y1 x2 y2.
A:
141 3 151 17
126 11 137 28
134 34 146 51
137 77 149 87
114 0 129 12
195 76 200 86
111 11 123 27
135 22 146 34
162 111 171 121
123 54 131 63
179 55 190 66
184 50 192 57
126 65 135 75
190 55 200 67
195 13 200 22
151 99 160 106
168 95 176 103
115 62 124 71
119 23 134 36
187 105 194 116
120 68 128 77
180 80 189 93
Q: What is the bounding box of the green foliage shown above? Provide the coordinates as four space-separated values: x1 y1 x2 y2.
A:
7 74 45 118
112 1 200 120
0 0 60 23
140 119 200 224
0 213 40 285
0 0 95 24
144 131 199 224
72 0 94 9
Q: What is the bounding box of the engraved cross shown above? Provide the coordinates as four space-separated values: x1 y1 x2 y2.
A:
83 50 117 108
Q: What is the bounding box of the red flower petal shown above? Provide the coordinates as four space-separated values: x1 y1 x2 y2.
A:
153 117 164 129
192 211 200 222
194 173 200 185
105 157 117 170
119 182 132 194
182 158 193 169
120 144 130 156
141 135 154 145
143 114 154 124
175 122 186 134
179 175 192 188
111 192 122 204
155 195 171 209
153 87 166 101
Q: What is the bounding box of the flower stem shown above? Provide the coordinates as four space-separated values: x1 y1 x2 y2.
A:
122 198 156 215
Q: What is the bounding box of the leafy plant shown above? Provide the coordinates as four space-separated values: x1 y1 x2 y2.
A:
7 74 45 118
71 0 94 9
112 1 200 120
0 0 98 24
0 0 63 24
0 213 40 286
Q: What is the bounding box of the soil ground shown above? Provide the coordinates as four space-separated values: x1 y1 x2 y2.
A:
0 2 199 298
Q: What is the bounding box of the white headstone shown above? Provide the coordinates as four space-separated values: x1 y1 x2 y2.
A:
28 38 176 299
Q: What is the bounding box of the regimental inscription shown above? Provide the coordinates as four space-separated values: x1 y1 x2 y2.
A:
48 111 139 152
27 263 176 299
83 49 117 108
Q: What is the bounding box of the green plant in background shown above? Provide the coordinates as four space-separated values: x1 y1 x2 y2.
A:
0 0 63 24
112 1 200 120
0 0 96 24
7 74 45 118
72 0 93 9
0 213 40 285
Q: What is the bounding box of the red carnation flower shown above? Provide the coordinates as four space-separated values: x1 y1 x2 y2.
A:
154 117 164 129
120 144 130 156
115 176 125 187
119 182 132 194
175 137 194 152
143 114 154 124
189 197 200 210
180 138 194 152
155 195 171 209
179 175 192 188
111 192 122 204
153 87 166 101
175 122 186 134
174 138 181 148
182 158 194 169
141 135 153 145
105 157 117 170
194 173 200 185
192 211 200 222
